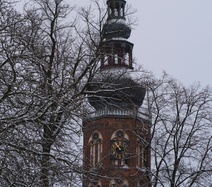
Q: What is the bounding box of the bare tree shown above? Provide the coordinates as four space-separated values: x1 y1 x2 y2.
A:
143 73 212 187
0 2 33 185
0 0 106 186
1 0 211 187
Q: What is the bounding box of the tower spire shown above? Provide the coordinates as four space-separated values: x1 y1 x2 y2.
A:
101 0 133 69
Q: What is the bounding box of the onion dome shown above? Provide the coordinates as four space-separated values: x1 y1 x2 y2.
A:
87 71 146 110
102 20 131 40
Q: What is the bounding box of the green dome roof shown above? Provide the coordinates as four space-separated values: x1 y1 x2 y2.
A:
87 75 146 110
102 20 131 39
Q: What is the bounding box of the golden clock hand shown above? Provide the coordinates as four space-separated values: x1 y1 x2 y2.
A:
115 142 121 150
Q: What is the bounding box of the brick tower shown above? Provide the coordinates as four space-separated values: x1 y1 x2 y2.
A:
83 0 151 186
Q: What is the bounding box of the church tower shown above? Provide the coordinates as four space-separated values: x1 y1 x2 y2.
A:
83 0 151 186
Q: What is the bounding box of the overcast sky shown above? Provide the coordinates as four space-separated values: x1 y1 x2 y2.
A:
17 0 212 86
131 0 212 86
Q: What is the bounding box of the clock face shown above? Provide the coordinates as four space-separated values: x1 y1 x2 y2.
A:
110 141 129 159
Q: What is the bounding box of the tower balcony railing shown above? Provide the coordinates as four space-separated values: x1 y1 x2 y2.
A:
84 108 151 122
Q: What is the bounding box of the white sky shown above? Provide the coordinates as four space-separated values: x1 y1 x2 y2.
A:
131 0 212 86
17 0 212 86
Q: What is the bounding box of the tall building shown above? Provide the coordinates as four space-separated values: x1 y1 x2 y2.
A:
83 0 151 186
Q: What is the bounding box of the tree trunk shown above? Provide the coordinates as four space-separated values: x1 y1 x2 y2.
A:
41 143 51 187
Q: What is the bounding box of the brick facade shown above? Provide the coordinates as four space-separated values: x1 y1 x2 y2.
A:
83 115 151 187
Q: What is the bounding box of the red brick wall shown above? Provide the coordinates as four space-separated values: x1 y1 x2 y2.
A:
83 116 151 187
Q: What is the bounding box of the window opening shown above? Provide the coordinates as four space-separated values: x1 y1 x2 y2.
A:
89 131 103 166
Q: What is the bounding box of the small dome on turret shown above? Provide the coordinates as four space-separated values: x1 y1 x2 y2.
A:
102 20 131 40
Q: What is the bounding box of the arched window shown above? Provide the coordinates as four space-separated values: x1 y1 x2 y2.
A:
137 135 144 167
89 131 103 166
109 174 129 187
114 54 118 64
124 53 129 65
